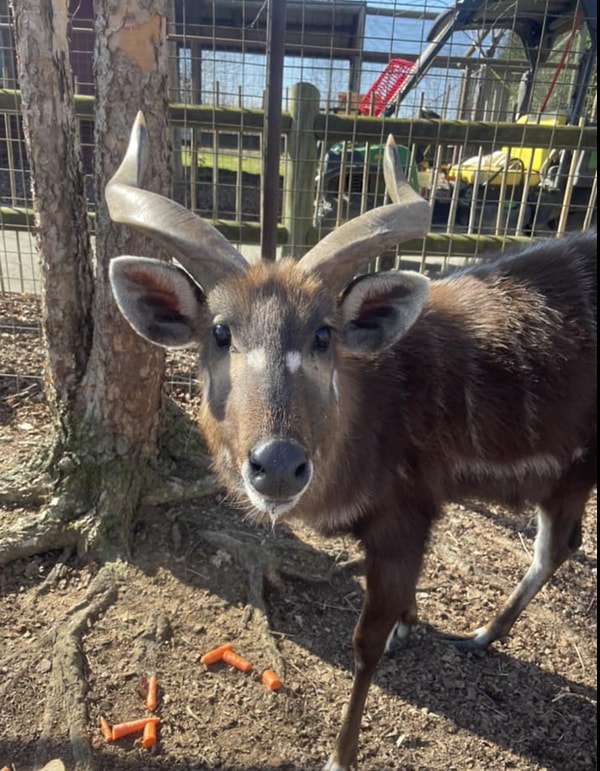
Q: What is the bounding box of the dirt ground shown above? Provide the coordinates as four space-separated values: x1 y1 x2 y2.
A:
0 295 597 771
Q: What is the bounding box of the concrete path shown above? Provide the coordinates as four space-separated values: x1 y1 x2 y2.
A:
0 229 274 295
0 228 38 294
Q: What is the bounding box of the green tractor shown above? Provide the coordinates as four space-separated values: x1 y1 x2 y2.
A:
314 140 421 227
314 57 422 228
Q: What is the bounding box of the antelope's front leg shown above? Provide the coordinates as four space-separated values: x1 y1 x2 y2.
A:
324 540 424 771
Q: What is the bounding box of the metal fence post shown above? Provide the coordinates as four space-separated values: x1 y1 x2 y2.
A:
261 0 286 261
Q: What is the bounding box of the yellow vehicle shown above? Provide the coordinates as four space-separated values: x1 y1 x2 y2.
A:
447 114 568 189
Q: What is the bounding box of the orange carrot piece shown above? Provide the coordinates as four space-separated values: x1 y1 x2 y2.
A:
111 717 159 741
99 715 113 742
222 649 253 672
145 675 158 711
200 642 234 665
261 669 283 691
141 718 158 749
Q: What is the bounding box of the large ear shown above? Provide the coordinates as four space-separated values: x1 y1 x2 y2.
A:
339 270 429 353
109 256 204 347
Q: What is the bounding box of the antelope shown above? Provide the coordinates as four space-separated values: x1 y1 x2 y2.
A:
107 112 597 771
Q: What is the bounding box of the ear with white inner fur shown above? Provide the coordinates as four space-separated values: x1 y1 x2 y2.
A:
339 270 429 353
109 256 204 348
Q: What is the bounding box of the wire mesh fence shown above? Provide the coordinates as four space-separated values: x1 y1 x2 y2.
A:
0 0 597 403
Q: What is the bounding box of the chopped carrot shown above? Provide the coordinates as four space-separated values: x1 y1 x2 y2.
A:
145 675 158 711
261 669 283 691
111 717 159 741
200 642 234 665
222 649 253 672
141 718 158 749
99 715 113 742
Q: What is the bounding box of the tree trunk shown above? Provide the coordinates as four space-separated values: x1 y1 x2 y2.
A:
87 0 171 457
1 0 175 564
11 0 94 417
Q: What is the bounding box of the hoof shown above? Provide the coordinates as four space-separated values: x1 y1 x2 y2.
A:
438 631 490 653
385 620 412 655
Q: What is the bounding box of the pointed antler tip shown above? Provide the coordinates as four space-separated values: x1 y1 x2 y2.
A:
128 111 148 159
134 110 146 127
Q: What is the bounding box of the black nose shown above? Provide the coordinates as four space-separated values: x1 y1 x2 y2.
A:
248 440 311 499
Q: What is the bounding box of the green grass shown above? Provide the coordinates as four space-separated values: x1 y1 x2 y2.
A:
181 148 263 176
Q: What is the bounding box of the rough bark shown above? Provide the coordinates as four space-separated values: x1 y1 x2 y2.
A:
1 0 176 564
11 0 94 417
85 0 171 457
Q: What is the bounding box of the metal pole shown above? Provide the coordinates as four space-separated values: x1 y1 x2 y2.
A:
261 0 286 261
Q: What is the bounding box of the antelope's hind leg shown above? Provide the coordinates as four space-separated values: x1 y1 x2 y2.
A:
444 447 597 652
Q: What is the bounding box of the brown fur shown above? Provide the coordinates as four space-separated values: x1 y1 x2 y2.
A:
107 118 596 769
111 215 596 771
196 231 597 770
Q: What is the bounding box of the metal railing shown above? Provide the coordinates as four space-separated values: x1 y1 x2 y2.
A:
0 85 597 293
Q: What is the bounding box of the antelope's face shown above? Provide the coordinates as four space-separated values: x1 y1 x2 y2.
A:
106 112 431 524
200 261 338 521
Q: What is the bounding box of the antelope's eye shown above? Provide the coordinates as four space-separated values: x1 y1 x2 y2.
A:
213 323 232 348
314 327 331 351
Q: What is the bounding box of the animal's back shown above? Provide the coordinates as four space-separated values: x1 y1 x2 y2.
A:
466 229 597 327
426 230 597 503
344 231 596 492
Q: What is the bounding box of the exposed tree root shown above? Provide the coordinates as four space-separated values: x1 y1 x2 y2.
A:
0 565 119 771
36 546 76 596
0 395 216 567
0 461 221 568
200 529 333 678
33 565 118 771
141 473 221 506
0 483 124 568
0 506 81 567
0 464 52 508
200 530 286 673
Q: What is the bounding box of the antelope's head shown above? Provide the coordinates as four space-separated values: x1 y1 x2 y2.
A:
107 112 430 525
